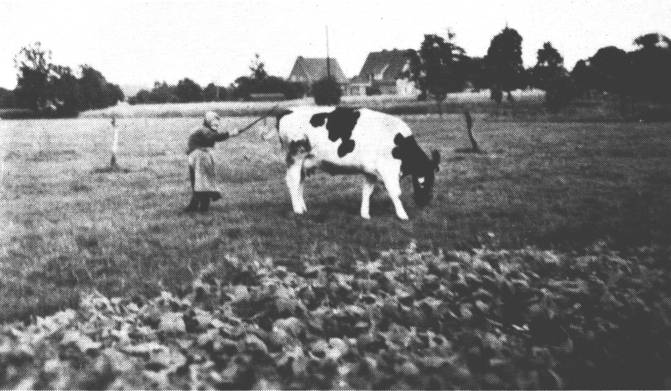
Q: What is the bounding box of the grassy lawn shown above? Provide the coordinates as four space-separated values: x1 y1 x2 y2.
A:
1 114 670 322
78 90 545 119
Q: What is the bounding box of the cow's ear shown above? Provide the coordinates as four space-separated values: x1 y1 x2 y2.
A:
432 150 440 172
394 133 404 146
310 113 329 127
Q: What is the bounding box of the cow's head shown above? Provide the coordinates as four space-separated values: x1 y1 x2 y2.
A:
392 134 440 207
310 107 360 157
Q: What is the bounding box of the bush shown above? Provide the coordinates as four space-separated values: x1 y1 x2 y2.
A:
0 87 17 108
312 77 342 105
282 81 308 100
545 75 576 112
366 86 382 96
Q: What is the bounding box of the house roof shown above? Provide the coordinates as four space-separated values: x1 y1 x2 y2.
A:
288 56 348 83
353 49 412 83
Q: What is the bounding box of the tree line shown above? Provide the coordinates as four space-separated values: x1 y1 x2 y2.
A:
404 29 671 111
2 30 669 116
128 54 307 105
1 42 124 117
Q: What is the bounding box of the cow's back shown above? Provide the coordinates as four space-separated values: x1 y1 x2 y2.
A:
277 106 324 145
279 107 412 161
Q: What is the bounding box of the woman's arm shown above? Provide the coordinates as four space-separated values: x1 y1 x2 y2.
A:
214 128 239 142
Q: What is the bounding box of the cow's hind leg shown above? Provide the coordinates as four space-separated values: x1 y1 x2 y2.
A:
380 169 409 220
286 161 307 214
360 175 376 219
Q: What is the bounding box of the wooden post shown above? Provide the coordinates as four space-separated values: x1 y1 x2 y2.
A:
464 110 481 153
454 110 483 154
110 115 120 168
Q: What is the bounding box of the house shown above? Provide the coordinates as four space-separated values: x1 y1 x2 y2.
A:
288 56 349 87
347 49 419 96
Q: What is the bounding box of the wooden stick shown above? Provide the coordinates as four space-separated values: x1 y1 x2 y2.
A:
236 104 280 135
110 115 120 168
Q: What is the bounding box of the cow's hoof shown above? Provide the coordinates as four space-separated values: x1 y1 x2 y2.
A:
397 214 409 221
361 214 371 220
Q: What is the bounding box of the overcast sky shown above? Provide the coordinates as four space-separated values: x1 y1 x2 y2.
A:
1 0 669 90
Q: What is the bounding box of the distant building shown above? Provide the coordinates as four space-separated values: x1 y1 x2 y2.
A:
347 49 419 96
288 56 349 87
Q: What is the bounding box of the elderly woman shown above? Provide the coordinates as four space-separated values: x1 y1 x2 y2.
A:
184 111 239 212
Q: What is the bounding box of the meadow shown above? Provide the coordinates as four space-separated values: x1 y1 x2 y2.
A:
1 112 670 322
79 90 546 119
1 112 671 388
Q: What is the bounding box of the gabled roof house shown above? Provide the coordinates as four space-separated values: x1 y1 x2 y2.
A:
288 56 349 85
347 49 419 96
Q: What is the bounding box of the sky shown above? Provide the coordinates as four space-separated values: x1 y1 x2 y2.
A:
1 0 669 92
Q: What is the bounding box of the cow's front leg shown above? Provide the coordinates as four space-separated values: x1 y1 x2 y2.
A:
380 169 409 220
285 163 306 214
360 176 376 219
297 177 307 212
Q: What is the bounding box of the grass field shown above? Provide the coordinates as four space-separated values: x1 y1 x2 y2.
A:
75 89 671 124
78 90 546 119
1 114 670 322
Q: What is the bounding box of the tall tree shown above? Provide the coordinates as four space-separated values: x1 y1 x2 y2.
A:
406 32 468 112
629 33 671 101
589 46 628 95
0 87 17 108
14 42 52 112
529 42 574 111
175 78 203 102
485 27 525 103
49 65 82 116
634 33 671 51
530 42 566 90
150 81 178 103
462 56 488 91
231 54 303 100
570 59 594 95
13 43 118 116
202 83 226 101
78 65 106 110
78 65 124 110
249 53 268 81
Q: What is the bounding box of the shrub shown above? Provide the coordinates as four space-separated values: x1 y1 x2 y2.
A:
545 74 576 112
312 77 342 105
366 86 382 96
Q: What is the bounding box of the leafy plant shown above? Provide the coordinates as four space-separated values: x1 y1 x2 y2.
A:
1 245 669 389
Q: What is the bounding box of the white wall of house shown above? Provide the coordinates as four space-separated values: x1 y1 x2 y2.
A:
396 78 419 97
348 85 367 96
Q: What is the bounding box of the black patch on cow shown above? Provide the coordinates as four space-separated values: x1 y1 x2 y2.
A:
310 112 328 127
286 138 311 165
309 107 360 157
392 133 433 176
338 139 355 157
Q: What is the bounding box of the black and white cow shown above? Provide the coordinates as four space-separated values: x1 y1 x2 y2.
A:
276 106 440 220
